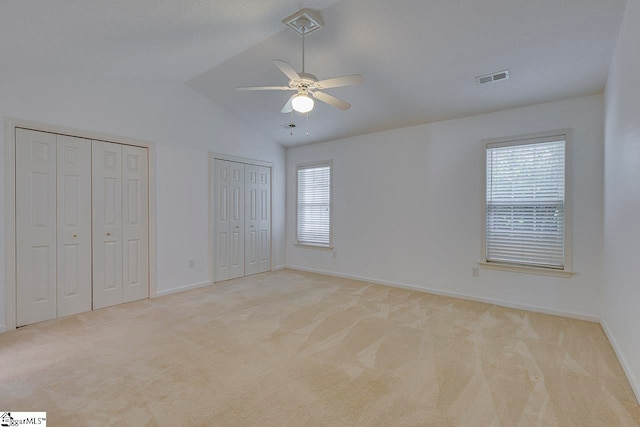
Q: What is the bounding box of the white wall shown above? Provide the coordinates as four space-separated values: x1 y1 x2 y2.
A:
603 0 640 401
0 74 285 331
287 94 604 320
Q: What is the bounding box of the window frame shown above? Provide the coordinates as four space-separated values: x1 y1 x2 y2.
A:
296 160 333 249
480 129 574 277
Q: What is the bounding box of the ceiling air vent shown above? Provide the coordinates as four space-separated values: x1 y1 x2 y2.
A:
476 70 510 85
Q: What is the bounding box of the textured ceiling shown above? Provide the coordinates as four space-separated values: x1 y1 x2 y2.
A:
0 0 341 81
189 0 626 146
1 0 626 146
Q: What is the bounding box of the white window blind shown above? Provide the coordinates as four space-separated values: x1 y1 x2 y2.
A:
297 163 331 246
486 138 566 269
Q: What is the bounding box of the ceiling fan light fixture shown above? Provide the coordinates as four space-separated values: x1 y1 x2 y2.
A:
292 93 314 113
237 9 363 118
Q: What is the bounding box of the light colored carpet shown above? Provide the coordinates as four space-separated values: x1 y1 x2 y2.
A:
1 269 638 426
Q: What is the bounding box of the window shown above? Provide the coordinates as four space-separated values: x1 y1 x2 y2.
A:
297 162 332 247
484 133 569 271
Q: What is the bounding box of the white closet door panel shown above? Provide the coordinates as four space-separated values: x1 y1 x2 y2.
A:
213 159 269 282
214 159 231 282
92 141 123 309
244 164 259 276
16 129 57 326
229 162 245 279
122 145 149 303
258 166 271 273
57 135 92 317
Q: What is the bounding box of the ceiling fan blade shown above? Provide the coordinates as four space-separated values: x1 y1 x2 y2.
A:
281 94 297 113
237 86 295 91
273 60 301 82
312 91 351 110
316 74 364 89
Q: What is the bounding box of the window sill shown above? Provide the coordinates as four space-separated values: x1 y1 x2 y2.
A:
295 243 334 250
478 262 575 278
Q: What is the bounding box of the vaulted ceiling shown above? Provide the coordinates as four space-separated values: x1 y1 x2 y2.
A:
2 0 626 146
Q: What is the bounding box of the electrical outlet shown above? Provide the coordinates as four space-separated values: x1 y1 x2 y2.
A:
472 266 479 278
189 259 195 269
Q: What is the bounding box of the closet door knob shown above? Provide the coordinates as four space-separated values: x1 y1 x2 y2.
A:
106 232 111 236
73 234 77 238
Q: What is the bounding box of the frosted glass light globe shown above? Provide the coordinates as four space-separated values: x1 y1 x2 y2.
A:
292 94 314 113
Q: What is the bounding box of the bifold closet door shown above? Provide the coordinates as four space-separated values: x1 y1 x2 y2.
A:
214 159 232 282
244 164 260 276
92 141 124 310
92 142 149 308
57 135 92 317
258 166 271 273
214 159 245 281
15 132 149 325
244 165 271 275
16 129 58 326
213 159 269 282
122 145 149 303
228 162 245 279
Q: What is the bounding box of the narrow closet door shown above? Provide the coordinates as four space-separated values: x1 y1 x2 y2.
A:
92 141 123 309
122 145 149 303
16 129 57 326
244 164 260 276
214 159 231 282
57 135 92 317
258 166 271 273
229 162 245 279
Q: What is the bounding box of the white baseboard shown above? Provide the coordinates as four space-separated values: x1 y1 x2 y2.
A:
155 280 211 297
273 265 286 271
0 324 6 334
601 320 640 404
285 265 600 323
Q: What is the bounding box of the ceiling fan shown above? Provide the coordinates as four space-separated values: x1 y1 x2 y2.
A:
237 9 364 114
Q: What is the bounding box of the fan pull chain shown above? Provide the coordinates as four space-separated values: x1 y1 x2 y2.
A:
306 112 309 136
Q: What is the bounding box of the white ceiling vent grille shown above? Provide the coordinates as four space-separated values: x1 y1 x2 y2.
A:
282 9 324 35
476 70 510 85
